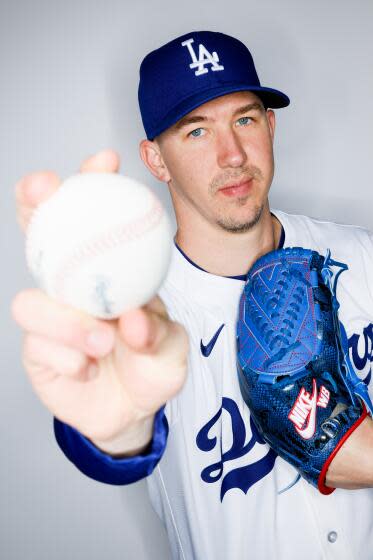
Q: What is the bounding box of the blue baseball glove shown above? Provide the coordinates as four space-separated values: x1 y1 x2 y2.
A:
237 247 373 494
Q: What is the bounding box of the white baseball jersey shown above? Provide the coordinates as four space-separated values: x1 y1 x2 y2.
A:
55 209 373 560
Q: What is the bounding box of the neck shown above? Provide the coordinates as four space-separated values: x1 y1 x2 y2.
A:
175 203 282 276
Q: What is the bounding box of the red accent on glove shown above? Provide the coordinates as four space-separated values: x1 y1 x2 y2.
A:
318 405 368 495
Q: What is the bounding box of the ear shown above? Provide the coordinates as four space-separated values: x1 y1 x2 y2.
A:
266 109 276 142
139 139 171 183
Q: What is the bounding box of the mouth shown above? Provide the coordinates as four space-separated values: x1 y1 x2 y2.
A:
218 178 254 198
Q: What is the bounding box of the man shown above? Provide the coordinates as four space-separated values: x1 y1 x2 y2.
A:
13 31 373 559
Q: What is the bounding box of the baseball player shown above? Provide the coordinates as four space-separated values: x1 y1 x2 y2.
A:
13 31 373 559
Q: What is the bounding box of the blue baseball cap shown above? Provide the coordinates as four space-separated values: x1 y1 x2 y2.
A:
138 30 290 140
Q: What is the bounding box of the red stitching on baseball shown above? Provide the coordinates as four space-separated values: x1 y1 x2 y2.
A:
54 192 164 298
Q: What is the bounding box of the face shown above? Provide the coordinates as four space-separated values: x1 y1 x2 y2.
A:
147 91 275 234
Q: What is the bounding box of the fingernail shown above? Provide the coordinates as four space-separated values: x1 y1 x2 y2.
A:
86 328 114 355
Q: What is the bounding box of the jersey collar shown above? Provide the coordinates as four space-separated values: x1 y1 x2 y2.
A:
161 214 286 310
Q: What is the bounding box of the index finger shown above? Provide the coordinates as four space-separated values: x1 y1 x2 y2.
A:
15 171 61 233
11 289 116 358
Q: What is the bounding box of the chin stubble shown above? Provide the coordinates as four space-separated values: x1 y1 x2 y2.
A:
216 203 264 233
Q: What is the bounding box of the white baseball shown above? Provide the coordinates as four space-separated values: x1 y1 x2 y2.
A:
25 172 173 319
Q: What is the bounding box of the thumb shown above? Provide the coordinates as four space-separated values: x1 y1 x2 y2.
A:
118 305 170 354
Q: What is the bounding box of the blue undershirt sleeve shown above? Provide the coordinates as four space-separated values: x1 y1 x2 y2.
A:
53 406 168 485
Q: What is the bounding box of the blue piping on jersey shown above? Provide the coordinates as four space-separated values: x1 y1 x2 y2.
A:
175 242 207 272
174 223 286 281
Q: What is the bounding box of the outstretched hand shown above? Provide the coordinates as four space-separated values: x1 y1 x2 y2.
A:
12 150 189 455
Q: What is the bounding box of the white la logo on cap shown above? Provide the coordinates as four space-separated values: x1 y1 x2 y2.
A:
181 38 224 76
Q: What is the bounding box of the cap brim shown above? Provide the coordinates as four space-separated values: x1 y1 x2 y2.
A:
149 83 290 139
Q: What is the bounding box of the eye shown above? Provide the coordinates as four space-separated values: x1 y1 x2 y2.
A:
236 116 253 127
188 127 205 138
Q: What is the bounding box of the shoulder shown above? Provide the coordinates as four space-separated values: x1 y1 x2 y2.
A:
273 209 373 259
273 209 373 323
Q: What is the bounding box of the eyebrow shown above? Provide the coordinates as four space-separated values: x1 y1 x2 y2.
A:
174 115 208 130
232 102 265 116
174 102 265 131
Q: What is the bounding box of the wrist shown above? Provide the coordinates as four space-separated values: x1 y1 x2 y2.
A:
89 415 155 458
325 416 373 489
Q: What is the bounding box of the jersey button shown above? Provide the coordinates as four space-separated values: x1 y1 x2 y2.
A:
327 531 338 543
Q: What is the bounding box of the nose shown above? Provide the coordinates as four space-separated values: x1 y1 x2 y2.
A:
216 128 248 169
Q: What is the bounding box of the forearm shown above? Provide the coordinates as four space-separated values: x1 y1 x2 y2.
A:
326 416 373 490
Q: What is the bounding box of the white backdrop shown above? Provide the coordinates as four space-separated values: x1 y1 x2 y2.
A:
1 0 372 558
